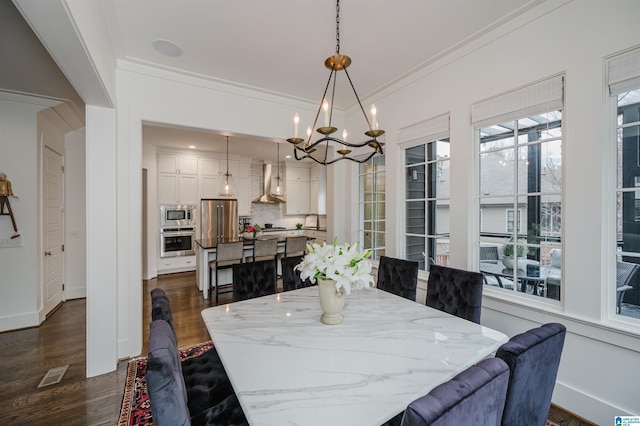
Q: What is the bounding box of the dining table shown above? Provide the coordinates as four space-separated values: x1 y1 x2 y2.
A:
201 286 508 425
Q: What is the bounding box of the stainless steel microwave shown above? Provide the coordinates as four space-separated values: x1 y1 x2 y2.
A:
160 204 196 227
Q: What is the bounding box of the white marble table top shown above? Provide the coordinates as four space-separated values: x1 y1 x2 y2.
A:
201 286 508 426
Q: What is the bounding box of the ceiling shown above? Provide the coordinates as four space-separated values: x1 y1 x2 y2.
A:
107 0 543 157
12 0 547 158
105 0 541 109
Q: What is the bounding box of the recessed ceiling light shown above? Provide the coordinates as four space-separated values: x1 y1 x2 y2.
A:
285 155 292 159
188 145 196 149
152 39 183 57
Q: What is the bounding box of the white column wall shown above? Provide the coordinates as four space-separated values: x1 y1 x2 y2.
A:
64 128 87 299
342 0 640 422
86 105 117 377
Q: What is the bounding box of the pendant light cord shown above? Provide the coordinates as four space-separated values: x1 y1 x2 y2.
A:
225 136 230 178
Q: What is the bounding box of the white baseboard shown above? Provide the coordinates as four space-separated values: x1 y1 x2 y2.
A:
65 287 86 300
553 381 633 424
0 310 39 332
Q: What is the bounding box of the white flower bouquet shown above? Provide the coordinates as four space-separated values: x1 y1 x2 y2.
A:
295 238 374 295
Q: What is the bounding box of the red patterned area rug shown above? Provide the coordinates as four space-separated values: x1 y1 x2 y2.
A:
118 341 214 426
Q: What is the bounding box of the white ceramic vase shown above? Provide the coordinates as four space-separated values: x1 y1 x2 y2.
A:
317 278 346 325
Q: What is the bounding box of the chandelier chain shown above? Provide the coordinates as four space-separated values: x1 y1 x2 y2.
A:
335 0 340 54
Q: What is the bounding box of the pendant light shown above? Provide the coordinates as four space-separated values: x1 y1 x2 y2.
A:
271 143 286 197
219 136 236 196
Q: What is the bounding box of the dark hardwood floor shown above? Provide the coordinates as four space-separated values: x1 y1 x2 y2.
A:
0 271 594 425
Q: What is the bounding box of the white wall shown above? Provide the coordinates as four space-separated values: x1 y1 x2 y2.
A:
343 0 640 422
0 94 43 330
65 128 86 299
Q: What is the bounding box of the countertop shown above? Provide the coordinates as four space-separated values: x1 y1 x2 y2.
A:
195 233 311 250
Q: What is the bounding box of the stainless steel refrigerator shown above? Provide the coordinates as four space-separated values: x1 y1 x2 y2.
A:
200 198 239 240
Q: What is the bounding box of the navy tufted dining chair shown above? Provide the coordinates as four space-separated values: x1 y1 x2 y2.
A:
495 322 566 426
151 288 177 341
232 259 277 302
281 255 314 292
401 357 510 426
426 264 484 323
376 256 419 301
145 320 191 426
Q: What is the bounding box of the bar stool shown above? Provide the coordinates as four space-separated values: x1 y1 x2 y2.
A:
277 236 307 279
210 241 245 303
284 236 307 257
248 238 278 263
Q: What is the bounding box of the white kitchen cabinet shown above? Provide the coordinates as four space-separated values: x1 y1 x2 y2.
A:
157 255 196 274
286 180 310 215
158 153 198 204
308 164 326 215
287 165 309 181
158 153 198 175
237 177 251 216
158 173 198 204
285 162 311 215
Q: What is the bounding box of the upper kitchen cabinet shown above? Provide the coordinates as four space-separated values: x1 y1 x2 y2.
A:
198 156 251 216
309 164 326 215
158 153 198 175
285 162 310 215
158 153 198 204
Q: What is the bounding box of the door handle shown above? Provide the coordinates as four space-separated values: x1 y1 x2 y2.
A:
44 251 52 256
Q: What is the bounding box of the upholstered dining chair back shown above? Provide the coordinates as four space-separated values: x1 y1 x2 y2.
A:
232 259 277 302
210 241 245 303
281 255 314 292
495 322 566 426
250 238 278 262
401 357 510 426
376 256 419 301
426 264 484 323
284 236 307 257
145 319 191 426
150 288 176 342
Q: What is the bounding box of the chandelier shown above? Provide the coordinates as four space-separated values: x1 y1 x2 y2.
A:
286 0 384 165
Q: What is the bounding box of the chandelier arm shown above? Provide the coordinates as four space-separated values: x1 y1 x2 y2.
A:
343 67 373 131
329 67 337 128
304 135 378 150
308 67 337 147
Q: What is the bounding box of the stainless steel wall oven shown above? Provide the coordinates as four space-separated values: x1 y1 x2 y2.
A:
160 226 196 258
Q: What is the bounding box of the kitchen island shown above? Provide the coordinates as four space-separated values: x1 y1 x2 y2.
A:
195 234 311 299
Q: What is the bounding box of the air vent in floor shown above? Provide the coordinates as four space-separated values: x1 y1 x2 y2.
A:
37 365 69 388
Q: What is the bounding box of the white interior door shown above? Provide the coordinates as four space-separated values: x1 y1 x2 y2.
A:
43 146 64 315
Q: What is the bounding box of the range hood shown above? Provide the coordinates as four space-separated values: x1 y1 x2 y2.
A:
252 163 285 204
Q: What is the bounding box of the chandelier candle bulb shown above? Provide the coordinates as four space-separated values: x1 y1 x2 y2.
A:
294 113 299 138
323 99 330 127
371 104 377 130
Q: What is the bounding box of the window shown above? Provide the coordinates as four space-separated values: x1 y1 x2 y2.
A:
401 114 450 271
358 156 385 259
474 75 563 300
610 48 640 319
507 209 521 233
